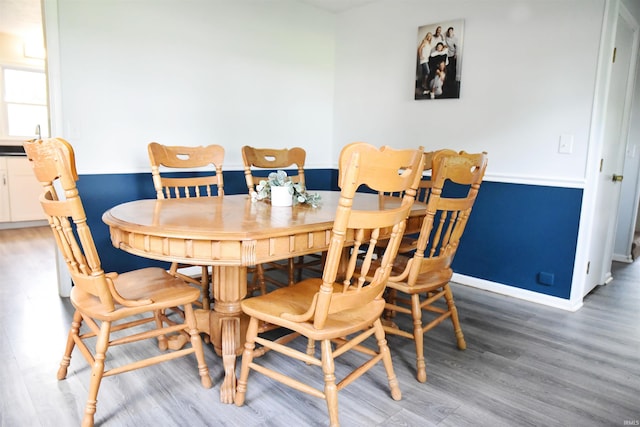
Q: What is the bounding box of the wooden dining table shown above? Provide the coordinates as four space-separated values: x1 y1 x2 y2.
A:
102 190 426 403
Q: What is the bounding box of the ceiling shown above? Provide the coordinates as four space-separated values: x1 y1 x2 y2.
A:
0 0 377 44
296 0 376 13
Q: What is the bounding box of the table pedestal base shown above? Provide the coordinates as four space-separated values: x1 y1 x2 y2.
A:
195 265 249 403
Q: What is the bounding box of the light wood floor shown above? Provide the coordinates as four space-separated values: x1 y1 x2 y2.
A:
1 226 639 426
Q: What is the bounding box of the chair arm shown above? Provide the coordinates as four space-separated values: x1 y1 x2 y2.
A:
105 272 154 307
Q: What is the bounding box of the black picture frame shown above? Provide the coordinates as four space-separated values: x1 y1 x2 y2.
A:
415 19 464 100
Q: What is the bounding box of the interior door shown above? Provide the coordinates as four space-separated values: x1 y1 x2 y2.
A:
587 7 637 297
613 7 640 263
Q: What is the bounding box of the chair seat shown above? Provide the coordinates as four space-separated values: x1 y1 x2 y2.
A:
240 278 386 341
71 267 201 321
386 255 453 294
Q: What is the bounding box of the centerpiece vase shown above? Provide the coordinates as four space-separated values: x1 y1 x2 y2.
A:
270 186 293 207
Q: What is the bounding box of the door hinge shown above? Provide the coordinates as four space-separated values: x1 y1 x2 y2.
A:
599 159 604 172
586 261 590 274
613 47 617 63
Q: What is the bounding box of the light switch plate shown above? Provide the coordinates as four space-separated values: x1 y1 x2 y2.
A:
559 134 573 154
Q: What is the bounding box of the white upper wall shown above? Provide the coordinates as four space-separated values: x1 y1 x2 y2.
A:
50 0 611 183
53 0 336 173
332 0 606 185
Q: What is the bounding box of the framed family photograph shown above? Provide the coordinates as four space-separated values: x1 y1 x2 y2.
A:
415 19 464 100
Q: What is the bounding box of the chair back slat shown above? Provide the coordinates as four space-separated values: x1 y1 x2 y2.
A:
307 143 424 329
148 142 225 199
24 138 116 311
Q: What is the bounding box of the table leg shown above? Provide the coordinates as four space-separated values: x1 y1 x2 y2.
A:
209 265 249 403
220 317 239 403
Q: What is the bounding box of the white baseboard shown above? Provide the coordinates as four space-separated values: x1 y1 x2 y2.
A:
452 273 583 312
0 219 47 230
612 253 633 263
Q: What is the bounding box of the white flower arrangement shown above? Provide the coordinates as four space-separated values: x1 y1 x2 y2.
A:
251 170 321 207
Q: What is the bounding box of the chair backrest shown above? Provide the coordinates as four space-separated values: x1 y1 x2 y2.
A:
23 138 118 311
379 151 438 205
241 146 306 193
280 143 425 329
148 142 225 199
405 150 488 287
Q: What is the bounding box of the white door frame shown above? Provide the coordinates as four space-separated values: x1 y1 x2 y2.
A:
597 2 639 281
571 0 639 302
43 0 72 297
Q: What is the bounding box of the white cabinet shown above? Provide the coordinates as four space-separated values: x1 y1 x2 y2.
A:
0 159 10 222
0 156 45 223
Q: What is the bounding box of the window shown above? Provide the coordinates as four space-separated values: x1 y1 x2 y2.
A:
1 67 49 138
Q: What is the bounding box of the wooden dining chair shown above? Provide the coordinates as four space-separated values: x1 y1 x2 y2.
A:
241 145 323 294
148 142 225 310
383 150 488 383
23 138 212 427
376 151 439 255
235 142 425 427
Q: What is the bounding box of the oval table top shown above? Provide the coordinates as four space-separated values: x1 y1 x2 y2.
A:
104 191 344 241
103 191 425 266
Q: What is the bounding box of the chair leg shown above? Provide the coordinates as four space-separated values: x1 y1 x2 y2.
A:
199 267 212 344
295 256 304 282
444 284 466 350
287 257 296 287
58 310 82 380
154 310 169 351
306 338 316 359
183 304 213 389
373 319 402 401
82 320 111 427
246 267 260 296
320 340 340 427
383 289 397 322
411 293 427 383
169 262 180 277
201 266 211 309
235 317 259 406
256 265 267 295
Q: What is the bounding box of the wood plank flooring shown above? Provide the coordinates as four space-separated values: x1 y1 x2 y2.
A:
1 226 639 426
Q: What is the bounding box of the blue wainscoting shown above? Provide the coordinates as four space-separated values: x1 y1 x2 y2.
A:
78 170 581 300
454 182 582 299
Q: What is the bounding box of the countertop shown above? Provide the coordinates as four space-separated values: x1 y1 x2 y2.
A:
0 145 26 156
